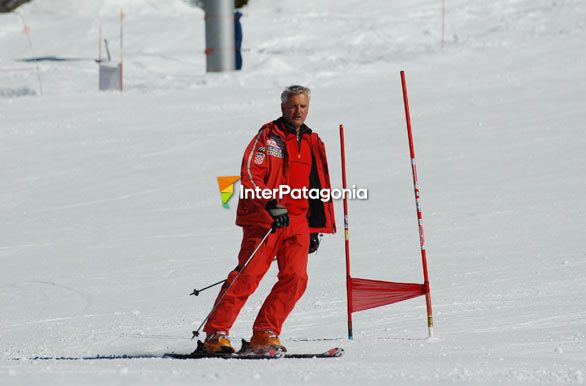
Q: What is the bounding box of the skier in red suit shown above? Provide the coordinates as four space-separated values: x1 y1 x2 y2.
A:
203 85 336 353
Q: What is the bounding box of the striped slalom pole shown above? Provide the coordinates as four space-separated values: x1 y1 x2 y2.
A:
400 71 434 338
339 124 353 340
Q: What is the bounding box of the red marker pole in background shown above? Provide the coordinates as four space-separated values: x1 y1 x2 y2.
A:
400 71 434 338
441 0 446 48
16 12 43 96
339 124 354 340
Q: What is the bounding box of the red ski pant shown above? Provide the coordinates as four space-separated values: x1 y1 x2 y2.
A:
204 216 310 336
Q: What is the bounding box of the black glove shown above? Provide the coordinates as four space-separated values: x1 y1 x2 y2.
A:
309 233 321 254
265 200 289 230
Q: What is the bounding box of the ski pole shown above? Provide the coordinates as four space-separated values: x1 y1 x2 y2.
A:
192 227 273 338
190 279 226 296
189 258 279 296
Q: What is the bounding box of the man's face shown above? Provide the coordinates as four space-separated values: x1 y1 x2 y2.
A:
281 93 310 131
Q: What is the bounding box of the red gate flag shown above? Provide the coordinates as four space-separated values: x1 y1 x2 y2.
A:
350 278 425 313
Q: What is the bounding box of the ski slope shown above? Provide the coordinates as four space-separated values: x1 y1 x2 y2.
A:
1 0 585 384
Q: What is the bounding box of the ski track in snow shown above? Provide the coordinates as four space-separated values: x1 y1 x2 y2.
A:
1 0 586 385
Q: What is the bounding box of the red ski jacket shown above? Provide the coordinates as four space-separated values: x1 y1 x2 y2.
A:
236 118 336 234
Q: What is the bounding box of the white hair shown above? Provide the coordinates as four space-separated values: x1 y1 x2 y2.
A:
280 85 311 103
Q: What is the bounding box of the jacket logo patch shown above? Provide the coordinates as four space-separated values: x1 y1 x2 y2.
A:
267 135 285 159
267 135 285 148
254 152 265 164
267 146 283 158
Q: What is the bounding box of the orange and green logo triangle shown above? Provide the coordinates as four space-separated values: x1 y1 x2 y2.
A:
217 176 240 208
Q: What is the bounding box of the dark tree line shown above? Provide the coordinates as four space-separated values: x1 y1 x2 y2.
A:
0 0 32 13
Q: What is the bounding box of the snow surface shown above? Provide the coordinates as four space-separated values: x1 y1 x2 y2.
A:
1 0 586 384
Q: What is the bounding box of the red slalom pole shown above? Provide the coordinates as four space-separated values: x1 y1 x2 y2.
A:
400 71 434 338
339 124 353 340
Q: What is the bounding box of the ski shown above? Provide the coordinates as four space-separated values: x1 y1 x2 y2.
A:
162 350 283 360
20 352 280 361
23 341 344 361
163 347 343 360
21 347 343 361
283 347 344 359
163 339 283 360
163 339 344 360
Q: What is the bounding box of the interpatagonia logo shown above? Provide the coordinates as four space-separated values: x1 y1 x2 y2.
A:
217 176 368 209
239 185 368 202
217 176 240 208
